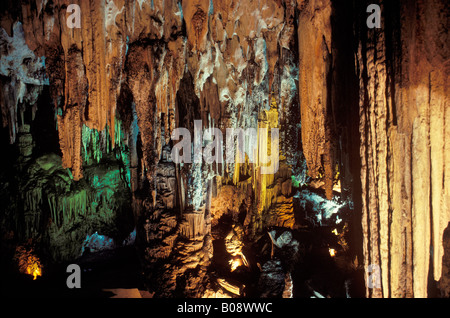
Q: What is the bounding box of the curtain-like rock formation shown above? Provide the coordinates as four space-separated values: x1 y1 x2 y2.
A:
355 0 449 297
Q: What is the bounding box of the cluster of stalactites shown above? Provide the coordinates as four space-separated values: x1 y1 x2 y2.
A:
15 0 129 180
4 0 303 185
0 21 47 145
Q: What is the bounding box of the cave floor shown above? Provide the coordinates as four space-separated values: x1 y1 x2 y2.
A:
0 245 151 298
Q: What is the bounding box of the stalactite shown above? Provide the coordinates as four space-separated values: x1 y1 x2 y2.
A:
15 0 128 179
5 0 448 299
182 0 210 54
0 22 47 144
57 106 83 181
356 0 449 297
297 0 335 200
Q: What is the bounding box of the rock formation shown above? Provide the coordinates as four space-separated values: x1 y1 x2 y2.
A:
354 0 449 298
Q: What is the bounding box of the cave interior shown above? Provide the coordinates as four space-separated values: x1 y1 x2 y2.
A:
0 0 448 298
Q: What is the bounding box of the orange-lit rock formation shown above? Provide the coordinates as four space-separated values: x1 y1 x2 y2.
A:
297 0 335 200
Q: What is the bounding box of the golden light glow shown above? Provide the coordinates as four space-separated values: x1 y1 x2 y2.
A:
26 256 42 280
333 180 341 193
332 228 339 236
329 248 336 257
229 258 242 272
